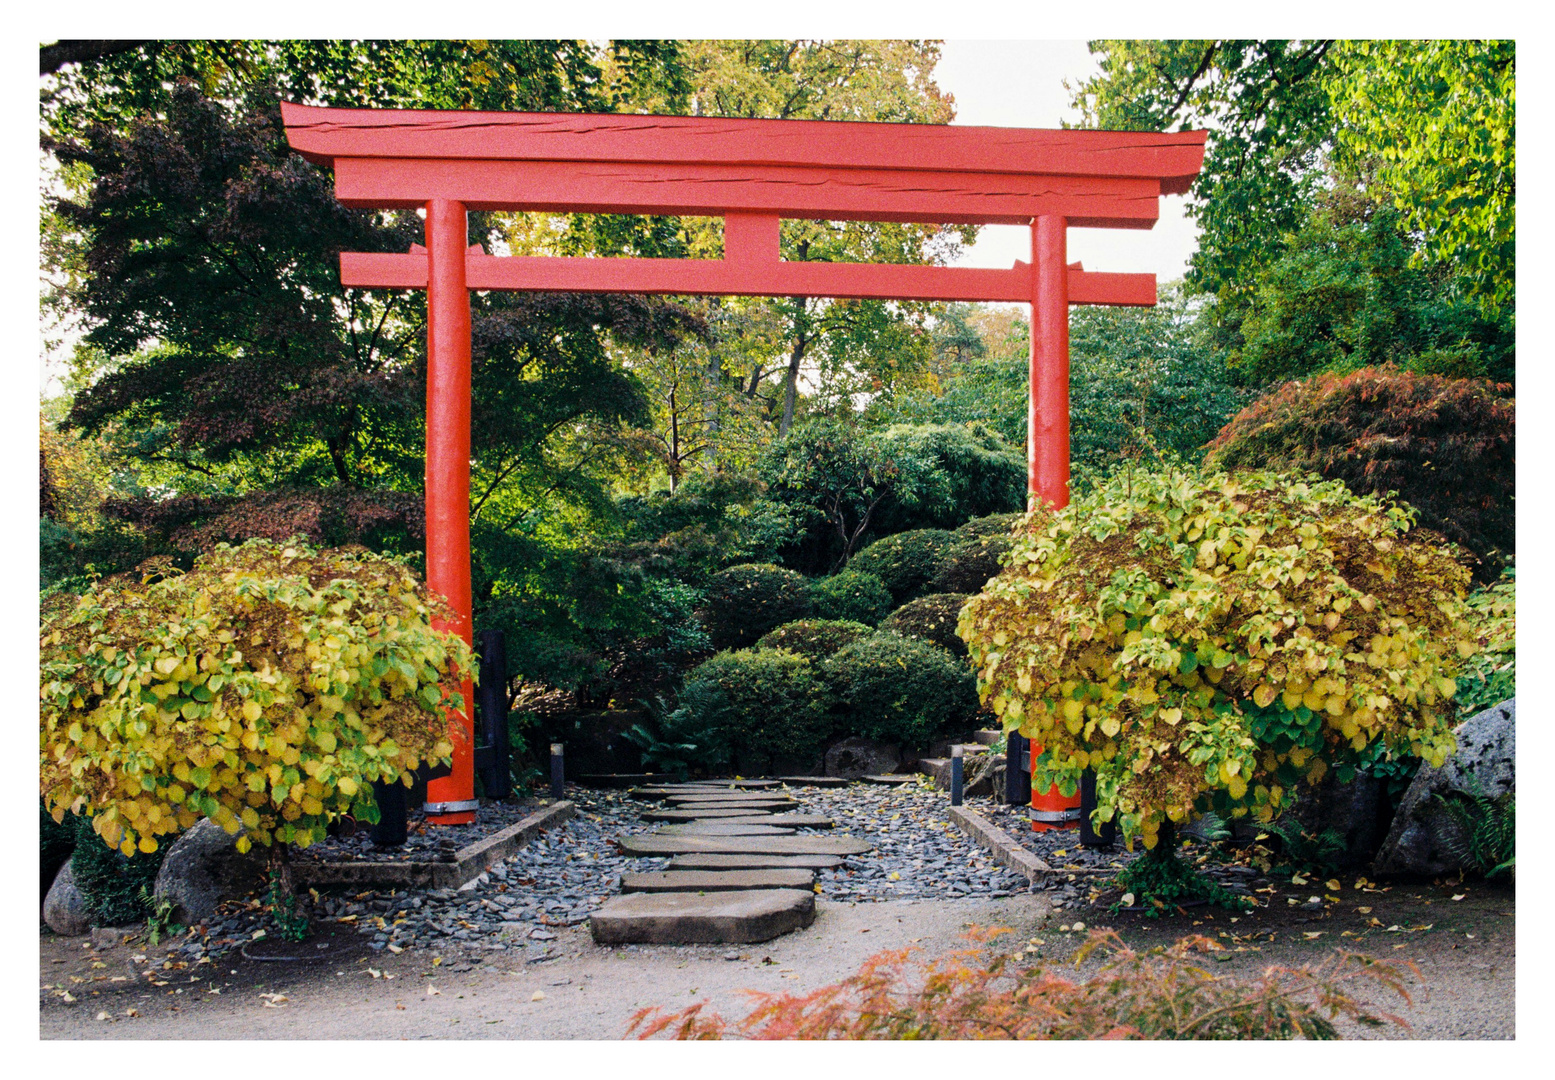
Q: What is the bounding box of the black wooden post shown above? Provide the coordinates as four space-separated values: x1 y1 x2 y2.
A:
1004 731 1031 806
550 743 566 800
475 629 510 800
1079 768 1116 847
370 778 407 848
950 745 964 806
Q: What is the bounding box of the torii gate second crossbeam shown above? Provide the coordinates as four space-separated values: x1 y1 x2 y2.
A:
282 103 1207 825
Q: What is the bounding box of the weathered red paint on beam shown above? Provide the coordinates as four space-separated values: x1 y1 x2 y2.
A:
1030 216 1071 509
281 102 1208 194
329 157 1163 228
338 251 1156 307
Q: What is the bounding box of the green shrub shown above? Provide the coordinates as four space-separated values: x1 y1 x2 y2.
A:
868 423 1026 534
676 649 834 774
822 631 978 748
960 466 1475 852
1204 368 1514 580
810 569 893 626
41 802 78 905
698 563 814 650
848 529 957 605
1454 567 1514 716
70 816 165 926
928 514 1024 594
881 594 973 657
756 619 874 661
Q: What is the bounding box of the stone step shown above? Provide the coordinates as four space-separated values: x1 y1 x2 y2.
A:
736 814 834 829
639 807 776 822
664 791 799 802
971 730 1004 746
860 774 915 785
664 798 799 811
589 888 816 945
918 758 952 788
659 823 796 836
620 869 816 893
777 776 850 788
618 834 871 857
667 853 846 871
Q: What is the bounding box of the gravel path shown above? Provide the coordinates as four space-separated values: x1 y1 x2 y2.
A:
148 780 1032 966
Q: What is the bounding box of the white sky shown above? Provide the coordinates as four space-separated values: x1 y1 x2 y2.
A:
936 39 1200 283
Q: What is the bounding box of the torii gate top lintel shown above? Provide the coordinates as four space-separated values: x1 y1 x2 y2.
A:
280 102 1205 825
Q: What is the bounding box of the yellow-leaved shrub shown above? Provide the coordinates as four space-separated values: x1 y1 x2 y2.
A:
958 468 1474 849
40 539 474 858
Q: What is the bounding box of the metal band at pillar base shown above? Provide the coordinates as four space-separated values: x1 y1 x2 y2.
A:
422 799 481 815
1030 807 1082 824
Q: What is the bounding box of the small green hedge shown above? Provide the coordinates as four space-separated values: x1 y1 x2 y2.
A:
928 514 1021 595
757 619 875 661
677 649 834 774
70 817 164 927
810 568 893 625
847 529 957 605
821 631 978 748
881 593 973 657
699 563 814 650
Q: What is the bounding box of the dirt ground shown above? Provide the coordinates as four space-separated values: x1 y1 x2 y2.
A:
40 876 1512 1040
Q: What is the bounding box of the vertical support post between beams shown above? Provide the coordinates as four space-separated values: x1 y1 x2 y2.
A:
1028 215 1070 511
423 198 476 826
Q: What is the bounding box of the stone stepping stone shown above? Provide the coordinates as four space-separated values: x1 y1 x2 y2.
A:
778 776 850 788
664 800 799 812
620 869 816 893
618 834 871 857
704 814 834 829
665 793 799 805
589 888 815 945
640 807 777 822
861 774 915 785
668 853 845 871
660 823 796 836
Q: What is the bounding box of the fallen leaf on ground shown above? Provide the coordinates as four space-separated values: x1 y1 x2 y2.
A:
427 984 441 996
260 993 288 1008
1452 894 1466 901
1303 932 1324 940
531 990 546 1001
96 1011 112 1021
1326 879 1341 891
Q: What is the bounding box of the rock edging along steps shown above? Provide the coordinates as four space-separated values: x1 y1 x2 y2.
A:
589 780 872 944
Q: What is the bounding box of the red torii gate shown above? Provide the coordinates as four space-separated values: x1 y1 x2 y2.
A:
281 103 1206 824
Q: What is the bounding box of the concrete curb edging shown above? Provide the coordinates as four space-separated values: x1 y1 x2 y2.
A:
291 800 577 891
948 805 1054 886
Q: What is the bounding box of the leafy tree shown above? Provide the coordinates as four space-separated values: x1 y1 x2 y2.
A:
1071 40 1514 321
1327 41 1515 313
41 540 473 861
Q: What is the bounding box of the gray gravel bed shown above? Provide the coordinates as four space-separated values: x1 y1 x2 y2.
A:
294 799 544 863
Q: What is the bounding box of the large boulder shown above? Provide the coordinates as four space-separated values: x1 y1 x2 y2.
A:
824 736 901 779
43 861 90 936
1374 699 1516 878
152 820 267 924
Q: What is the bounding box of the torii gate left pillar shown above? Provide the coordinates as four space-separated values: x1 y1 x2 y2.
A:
281 102 1205 825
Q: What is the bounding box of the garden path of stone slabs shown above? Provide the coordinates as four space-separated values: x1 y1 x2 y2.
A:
590 780 872 946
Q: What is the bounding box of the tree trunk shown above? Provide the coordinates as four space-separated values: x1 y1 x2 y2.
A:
780 334 806 435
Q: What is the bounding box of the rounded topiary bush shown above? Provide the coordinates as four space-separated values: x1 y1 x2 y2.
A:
882 593 973 657
1203 367 1514 580
699 563 814 650
822 631 979 749
960 466 1475 849
756 619 874 661
847 529 957 605
929 514 1024 594
810 568 894 626
677 649 834 774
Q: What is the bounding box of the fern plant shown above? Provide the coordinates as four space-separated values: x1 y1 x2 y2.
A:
1434 780 1515 879
1266 816 1347 877
625 695 718 781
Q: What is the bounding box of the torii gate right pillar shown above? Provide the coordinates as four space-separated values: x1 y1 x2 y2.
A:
1029 214 1071 512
